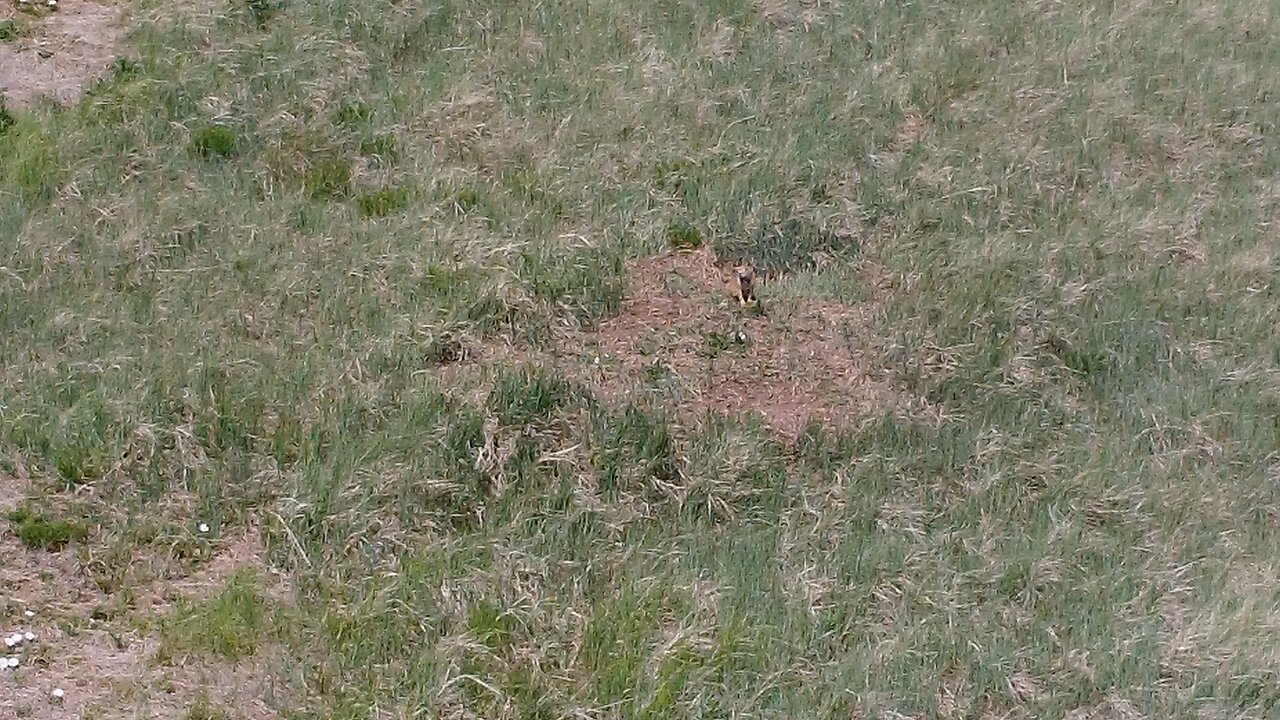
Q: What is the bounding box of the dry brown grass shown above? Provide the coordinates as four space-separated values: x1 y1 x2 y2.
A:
5 0 1280 716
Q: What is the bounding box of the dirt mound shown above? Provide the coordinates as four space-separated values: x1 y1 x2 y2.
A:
0 0 123 108
566 247 893 438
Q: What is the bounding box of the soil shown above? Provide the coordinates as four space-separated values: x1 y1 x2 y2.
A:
561 246 898 439
0 467 284 720
0 0 124 108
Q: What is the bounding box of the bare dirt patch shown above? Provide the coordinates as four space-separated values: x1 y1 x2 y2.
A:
563 247 896 438
0 0 123 108
0 468 285 720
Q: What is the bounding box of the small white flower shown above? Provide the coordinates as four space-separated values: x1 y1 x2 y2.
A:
52 688 65 700
23 632 35 642
198 523 210 533
3 638 13 649
6 657 18 668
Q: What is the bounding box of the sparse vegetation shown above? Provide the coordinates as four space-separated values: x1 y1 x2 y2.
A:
159 570 274 660
7 506 89 551
185 695 234 720
2 0 1280 717
358 132 397 163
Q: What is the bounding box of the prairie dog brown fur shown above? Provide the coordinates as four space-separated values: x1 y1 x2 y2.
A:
732 265 756 305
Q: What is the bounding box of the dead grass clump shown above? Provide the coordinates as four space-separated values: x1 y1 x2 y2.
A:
563 247 893 438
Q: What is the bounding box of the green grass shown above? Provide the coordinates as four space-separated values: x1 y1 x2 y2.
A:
159 569 279 660
6 506 89 550
2 0 1280 717
354 185 408 218
191 125 238 159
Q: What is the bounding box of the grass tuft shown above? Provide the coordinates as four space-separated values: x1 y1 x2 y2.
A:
6 506 90 551
190 125 238 159
355 185 408 218
303 156 353 199
664 221 703 251
159 569 275 660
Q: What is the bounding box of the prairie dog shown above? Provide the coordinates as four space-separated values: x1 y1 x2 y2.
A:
732 265 756 305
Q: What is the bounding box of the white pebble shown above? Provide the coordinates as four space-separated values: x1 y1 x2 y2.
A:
24 611 35 619
23 632 35 642
198 523 210 533
52 688 65 699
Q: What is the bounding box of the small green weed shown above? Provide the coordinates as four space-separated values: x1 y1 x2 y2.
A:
653 158 696 194
641 359 672 385
358 132 398 162
664 221 703 251
452 188 484 214
110 56 140 82
468 600 517 651
6 506 90 551
355 185 408 217
191 125 238 159
303 157 352 199
0 19 18 42
700 328 749 359
336 100 371 126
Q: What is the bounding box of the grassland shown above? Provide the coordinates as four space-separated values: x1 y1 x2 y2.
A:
2 0 1280 717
